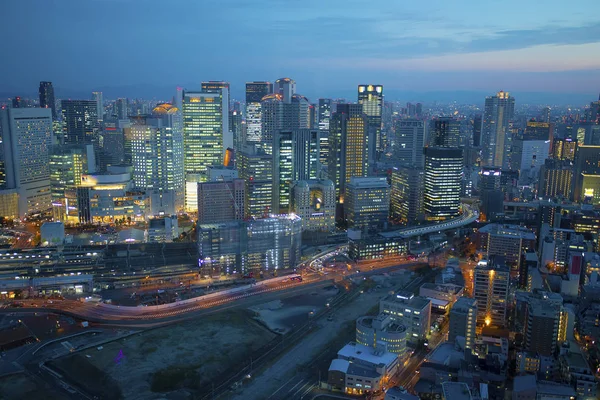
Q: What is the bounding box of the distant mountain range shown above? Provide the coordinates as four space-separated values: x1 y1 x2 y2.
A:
1 84 596 106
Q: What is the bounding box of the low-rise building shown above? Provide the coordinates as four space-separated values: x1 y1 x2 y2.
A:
328 342 400 395
147 215 179 243
356 314 408 357
442 382 472 400
380 291 431 343
419 282 464 311
40 222 65 246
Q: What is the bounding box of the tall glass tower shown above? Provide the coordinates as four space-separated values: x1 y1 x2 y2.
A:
358 84 383 162
481 91 515 168
245 81 272 143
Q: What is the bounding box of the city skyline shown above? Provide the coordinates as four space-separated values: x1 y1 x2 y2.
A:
1 1 599 104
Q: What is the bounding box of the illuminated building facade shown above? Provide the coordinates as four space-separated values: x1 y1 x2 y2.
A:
238 145 273 218
380 291 432 342
481 91 515 168
245 81 272 143
345 177 390 231
182 90 228 211
197 215 302 276
328 104 368 203
49 144 95 220
574 145 600 205
474 258 509 328
357 84 383 159
356 314 407 356
61 100 99 145
318 98 332 131
0 108 53 217
274 77 296 103
390 166 424 225
524 297 568 356
540 159 573 199
127 106 184 215
273 129 320 213
553 137 577 161
348 236 408 261
92 91 103 122
430 116 461 148
449 297 477 349
291 179 335 232
423 147 463 221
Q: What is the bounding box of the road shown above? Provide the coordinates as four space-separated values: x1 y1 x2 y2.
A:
4 258 426 325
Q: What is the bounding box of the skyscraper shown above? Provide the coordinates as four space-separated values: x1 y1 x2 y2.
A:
474 258 510 328
423 147 463 221
245 81 272 143
291 179 336 232
357 84 383 161
260 92 310 154
0 108 53 217
318 98 332 131
393 119 426 168
127 105 185 215
481 91 515 168
197 178 245 223
472 115 482 147
92 91 103 122
274 77 296 103
345 177 390 231
116 98 129 120
200 82 231 151
272 129 320 213
390 166 424 225
328 104 368 203
573 145 600 204
61 100 99 144
238 145 273 218
524 296 567 356
39 82 56 119
182 90 227 211
201 81 230 104
430 116 461 147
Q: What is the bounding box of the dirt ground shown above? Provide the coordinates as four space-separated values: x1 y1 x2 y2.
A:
49 310 276 400
0 373 65 400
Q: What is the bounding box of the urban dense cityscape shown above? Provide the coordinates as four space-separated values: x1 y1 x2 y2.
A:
1 2 600 400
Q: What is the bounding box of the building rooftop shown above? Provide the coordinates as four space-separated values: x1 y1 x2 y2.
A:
442 382 472 400
384 291 431 311
337 342 397 368
420 282 463 295
513 374 537 393
329 358 349 373
451 297 477 313
537 381 576 397
478 223 536 240
384 386 419 400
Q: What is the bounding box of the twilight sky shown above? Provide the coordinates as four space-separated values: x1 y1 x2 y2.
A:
1 0 600 103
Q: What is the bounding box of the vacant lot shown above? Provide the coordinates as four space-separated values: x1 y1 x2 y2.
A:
49 310 276 400
0 373 64 400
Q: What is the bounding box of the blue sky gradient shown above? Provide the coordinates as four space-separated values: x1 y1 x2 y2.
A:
1 0 599 103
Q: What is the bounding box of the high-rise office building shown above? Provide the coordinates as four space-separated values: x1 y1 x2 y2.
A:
390 166 424 225
92 91 103 122
430 117 461 147
573 145 600 205
49 144 95 220
61 100 99 144
318 98 332 131
393 119 426 168
511 136 550 183
423 147 463 221
474 258 510 328
274 77 296 103
449 297 477 349
472 115 482 147
39 82 56 119
481 91 515 168
197 178 245 224
357 84 383 161
245 81 272 143
238 145 273 218
182 90 228 210
291 179 336 232
553 137 577 161
200 82 231 151
328 104 368 203
272 129 320 213
116 98 129 120
127 106 184 215
345 177 390 231
478 223 536 268
540 159 573 199
0 108 53 217
523 121 553 141
319 131 329 168
587 95 600 124
260 91 311 153
201 81 230 105
230 108 243 153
